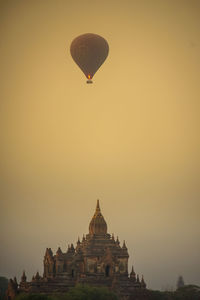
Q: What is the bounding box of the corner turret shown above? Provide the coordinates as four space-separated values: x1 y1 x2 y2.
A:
56 247 62 256
141 275 146 288
21 271 26 282
130 266 136 282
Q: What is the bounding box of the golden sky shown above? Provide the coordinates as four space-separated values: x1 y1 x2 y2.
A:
1 0 200 290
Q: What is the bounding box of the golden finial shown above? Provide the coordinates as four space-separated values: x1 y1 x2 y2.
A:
96 199 100 211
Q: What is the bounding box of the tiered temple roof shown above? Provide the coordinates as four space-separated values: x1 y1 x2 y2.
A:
7 200 146 300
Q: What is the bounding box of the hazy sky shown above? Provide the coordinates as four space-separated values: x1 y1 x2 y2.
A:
1 0 200 290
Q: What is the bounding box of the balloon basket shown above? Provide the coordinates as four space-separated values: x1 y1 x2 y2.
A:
86 79 93 84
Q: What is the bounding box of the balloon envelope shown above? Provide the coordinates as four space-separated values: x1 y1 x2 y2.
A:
70 33 109 83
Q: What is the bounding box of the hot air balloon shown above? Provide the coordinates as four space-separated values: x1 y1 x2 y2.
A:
70 33 109 84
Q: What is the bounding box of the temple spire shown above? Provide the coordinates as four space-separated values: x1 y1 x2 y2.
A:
130 265 136 282
97 199 100 210
95 199 101 216
122 240 127 249
141 275 146 288
116 236 120 246
89 200 107 235
56 247 62 256
21 270 26 282
130 266 135 275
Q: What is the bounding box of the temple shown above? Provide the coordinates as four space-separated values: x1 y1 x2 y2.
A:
7 200 147 299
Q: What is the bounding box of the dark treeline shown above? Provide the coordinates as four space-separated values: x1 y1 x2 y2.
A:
147 285 200 300
0 277 8 300
1 278 200 300
15 285 200 300
15 286 118 300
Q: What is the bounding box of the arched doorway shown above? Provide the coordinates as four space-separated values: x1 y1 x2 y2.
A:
105 265 110 277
